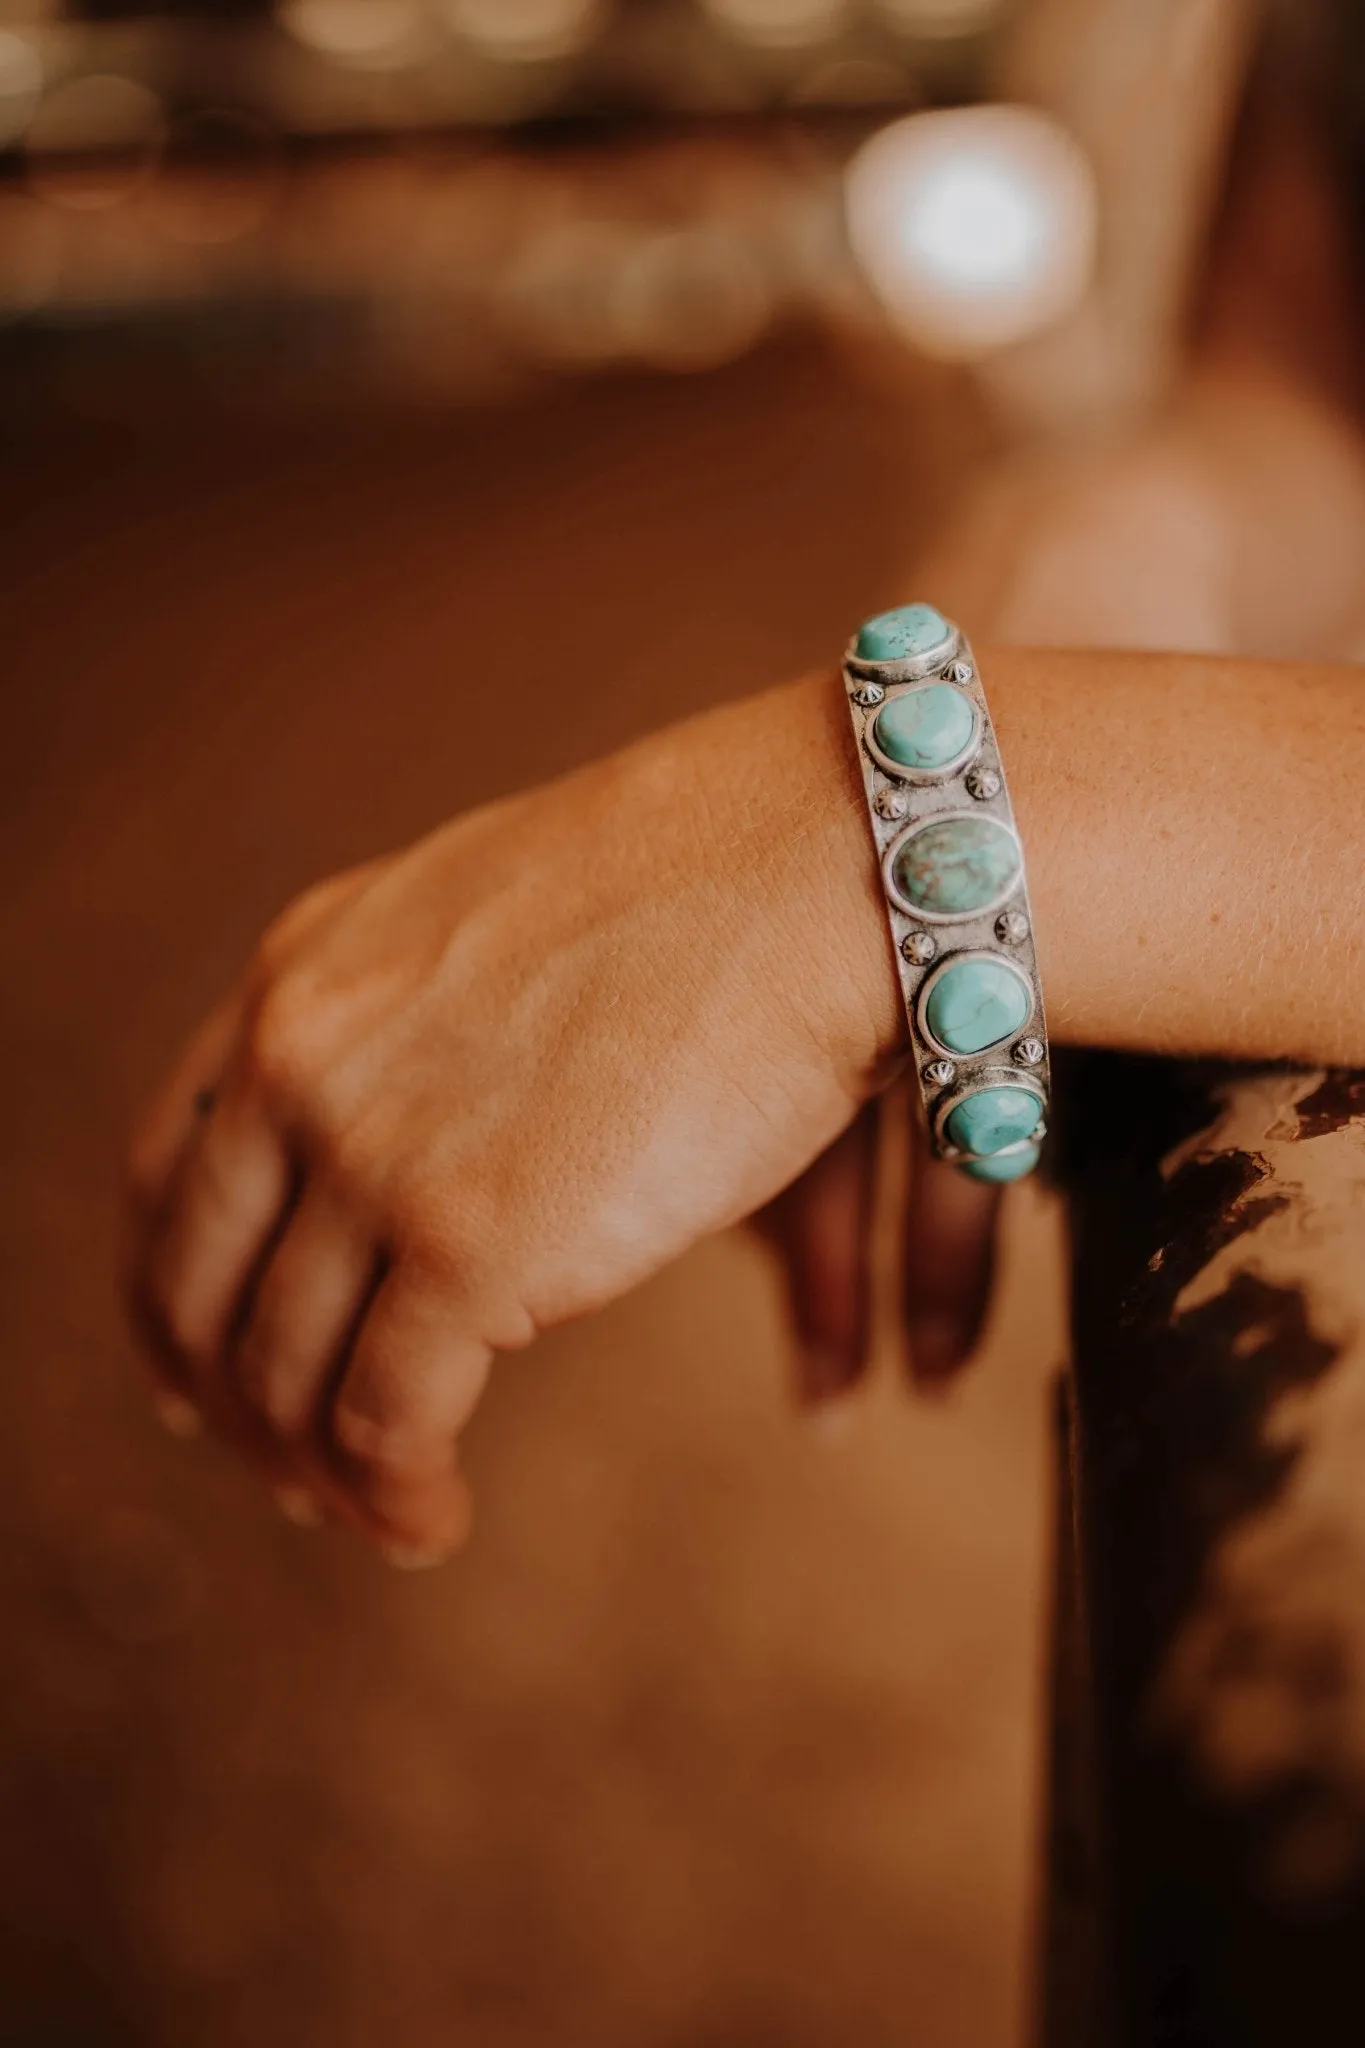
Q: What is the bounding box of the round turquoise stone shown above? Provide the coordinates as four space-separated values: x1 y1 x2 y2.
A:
925 956 1031 1056
890 815 1021 918
961 1142 1042 1185
855 603 952 663
946 1086 1042 1160
873 685 974 772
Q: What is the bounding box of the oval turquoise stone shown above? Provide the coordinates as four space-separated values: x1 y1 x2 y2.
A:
946 1086 1042 1159
855 602 952 663
925 956 1030 1056
873 684 974 772
961 1142 1042 1185
890 815 1021 918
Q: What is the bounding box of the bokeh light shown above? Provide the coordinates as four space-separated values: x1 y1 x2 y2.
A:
845 105 1098 361
0 29 41 147
873 0 1002 36
701 0 852 51
441 0 607 64
501 217 642 365
279 0 427 69
26 73 164 211
613 224 772 370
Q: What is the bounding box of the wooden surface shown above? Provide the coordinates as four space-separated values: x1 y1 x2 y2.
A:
0 348 1066 2048
1064 1056 1365 2046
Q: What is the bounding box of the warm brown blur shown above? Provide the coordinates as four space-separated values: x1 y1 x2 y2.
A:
11 0 1348 2039
0 347 1063 2045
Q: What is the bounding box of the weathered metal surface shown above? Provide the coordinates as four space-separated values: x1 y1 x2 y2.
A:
1059 1054 1365 2047
1038 1374 1110 2048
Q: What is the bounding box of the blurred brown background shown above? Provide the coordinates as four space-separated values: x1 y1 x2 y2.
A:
0 0 1259 2041
1 354 1065 2047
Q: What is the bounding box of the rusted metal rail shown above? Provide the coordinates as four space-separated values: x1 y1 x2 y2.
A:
1046 1055 1365 2047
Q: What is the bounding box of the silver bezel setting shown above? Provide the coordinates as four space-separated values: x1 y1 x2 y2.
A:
932 1069 1047 1160
881 808 1025 925
842 609 1051 1180
843 621 959 687
861 684 983 786
915 949 1035 1061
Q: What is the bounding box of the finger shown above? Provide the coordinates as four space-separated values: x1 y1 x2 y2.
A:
902 1147 1001 1392
327 1271 491 1563
125 863 373 1232
139 1091 295 1405
760 1104 879 1407
126 992 247 1226
231 1179 377 1451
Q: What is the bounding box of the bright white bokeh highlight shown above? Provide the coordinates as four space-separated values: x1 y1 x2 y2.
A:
845 104 1098 360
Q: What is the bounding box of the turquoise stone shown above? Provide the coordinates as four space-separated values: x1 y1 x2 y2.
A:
855 603 952 663
891 815 1021 918
961 1142 1042 1185
946 1086 1042 1159
925 956 1030 1056
873 685 974 772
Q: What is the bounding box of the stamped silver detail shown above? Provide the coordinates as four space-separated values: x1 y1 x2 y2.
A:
965 765 1002 802
843 607 1050 1182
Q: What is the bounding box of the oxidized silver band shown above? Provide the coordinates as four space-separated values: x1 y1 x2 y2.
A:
842 603 1050 1184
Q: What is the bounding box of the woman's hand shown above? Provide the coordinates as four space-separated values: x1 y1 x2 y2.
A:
126 678 906 1562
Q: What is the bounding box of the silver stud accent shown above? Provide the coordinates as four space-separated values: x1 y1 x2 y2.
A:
996 908 1030 945
902 930 937 965
1014 1037 1045 1068
925 1059 957 1089
965 765 1001 802
852 682 885 708
875 785 908 821
945 660 973 684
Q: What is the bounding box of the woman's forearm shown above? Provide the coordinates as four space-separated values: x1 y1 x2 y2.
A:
770 650 1365 1080
126 641 1365 1554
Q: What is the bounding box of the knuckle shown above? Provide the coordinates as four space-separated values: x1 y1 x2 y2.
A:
241 979 316 1103
331 1404 424 1480
256 881 335 973
387 1183 497 1293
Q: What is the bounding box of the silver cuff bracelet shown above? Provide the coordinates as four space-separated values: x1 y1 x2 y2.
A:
842 602 1050 1183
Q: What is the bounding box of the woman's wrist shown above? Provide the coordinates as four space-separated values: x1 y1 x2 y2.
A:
701 640 1365 1092
642 672 908 1096
986 643 1365 1069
